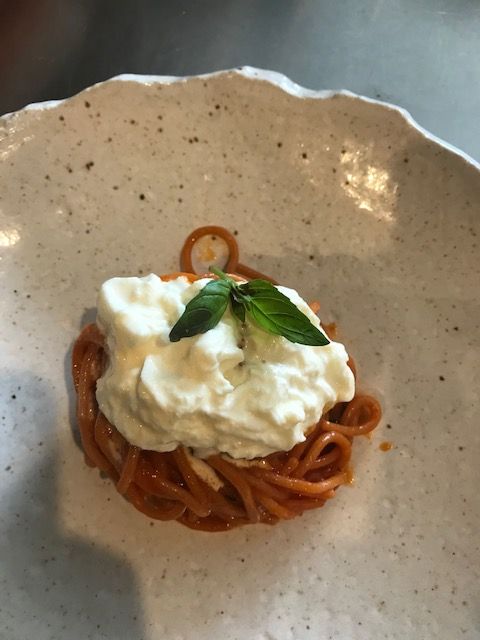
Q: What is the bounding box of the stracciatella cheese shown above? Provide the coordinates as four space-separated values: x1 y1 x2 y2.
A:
96 274 354 459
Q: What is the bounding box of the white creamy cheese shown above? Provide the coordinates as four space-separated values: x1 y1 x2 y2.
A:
96 274 354 459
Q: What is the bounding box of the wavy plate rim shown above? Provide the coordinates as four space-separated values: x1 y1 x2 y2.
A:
1 65 479 174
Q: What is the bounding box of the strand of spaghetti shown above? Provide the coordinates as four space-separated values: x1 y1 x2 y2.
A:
134 456 211 517
93 412 121 481
144 450 172 480
283 498 327 513
116 445 141 495
280 421 326 475
178 225 277 283
292 431 352 479
72 324 104 390
256 495 296 520
125 483 186 521
200 482 246 520
322 395 381 436
280 439 312 475
172 447 212 516
242 472 287 501
77 346 117 476
147 450 226 521
172 456 247 519
178 513 252 532
252 468 348 495
180 225 240 274
309 448 342 470
93 416 188 520
208 456 259 523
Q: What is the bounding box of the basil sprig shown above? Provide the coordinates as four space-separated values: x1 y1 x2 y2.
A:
169 268 330 346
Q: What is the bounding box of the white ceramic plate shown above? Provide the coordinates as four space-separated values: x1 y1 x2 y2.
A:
1 68 479 640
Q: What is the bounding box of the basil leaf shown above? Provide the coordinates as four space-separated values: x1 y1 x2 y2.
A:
238 280 330 346
230 291 246 323
169 279 232 342
210 265 246 322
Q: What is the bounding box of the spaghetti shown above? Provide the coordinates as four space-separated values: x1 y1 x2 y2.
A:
72 226 381 531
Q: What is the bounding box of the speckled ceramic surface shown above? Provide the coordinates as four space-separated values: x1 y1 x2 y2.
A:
1 68 479 640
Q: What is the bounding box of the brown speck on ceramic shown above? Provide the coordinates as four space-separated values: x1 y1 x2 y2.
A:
0 69 479 640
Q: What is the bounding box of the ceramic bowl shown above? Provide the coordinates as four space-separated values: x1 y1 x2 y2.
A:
1 67 479 640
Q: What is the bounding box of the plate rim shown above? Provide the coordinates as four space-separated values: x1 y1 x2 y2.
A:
1 65 479 175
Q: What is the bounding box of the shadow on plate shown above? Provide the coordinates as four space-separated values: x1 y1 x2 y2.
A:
1 371 147 640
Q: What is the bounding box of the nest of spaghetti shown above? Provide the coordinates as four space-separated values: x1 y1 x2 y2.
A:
72 322 381 532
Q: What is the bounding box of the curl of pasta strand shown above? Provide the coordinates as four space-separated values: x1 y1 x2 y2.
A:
125 487 186 521
308 447 342 470
179 225 277 283
283 497 328 513
134 455 211 518
144 450 171 480
291 431 352 479
279 418 334 477
180 225 239 274
207 456 259 523
178 513 252 532
243 472 288 501
93 412 121 481
171 447 212 516
94 414 187 520
72 323 103 390
251 468 348 496
322 395 381 437
198 480 246 520
77 349 116 476
90 402 209 517
116 445 140 495
256 495 297 520
279 435 315 476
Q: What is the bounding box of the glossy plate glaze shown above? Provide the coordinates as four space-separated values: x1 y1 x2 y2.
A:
1 68 479 640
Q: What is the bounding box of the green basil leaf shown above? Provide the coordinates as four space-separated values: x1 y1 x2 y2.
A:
230 291 246 323
169 279 232 342
209 265 246 322
238 280 330 346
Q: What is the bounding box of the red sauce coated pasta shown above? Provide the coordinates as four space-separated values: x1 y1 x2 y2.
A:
72 226 381 530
